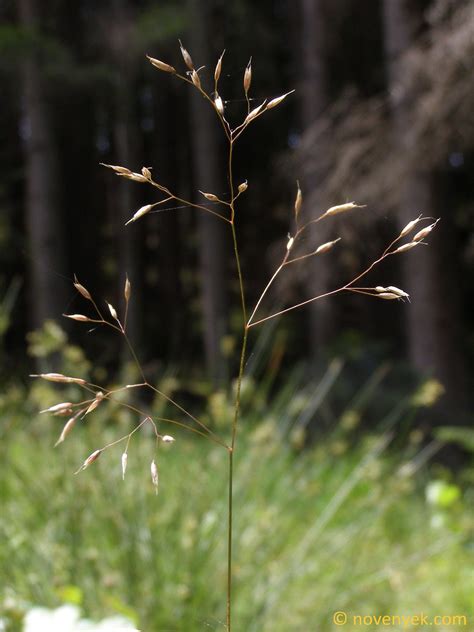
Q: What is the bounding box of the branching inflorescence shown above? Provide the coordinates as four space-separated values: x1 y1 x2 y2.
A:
31 42 439 631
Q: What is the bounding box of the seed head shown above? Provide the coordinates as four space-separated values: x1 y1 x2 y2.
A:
146 55 176 74
323 202 366 217
214 50 225 84
214 94 224 115
151 459 159 494
126 204 154 225
315 238 341 254
238 181 248 194
244 59 252 93
179 40 194 70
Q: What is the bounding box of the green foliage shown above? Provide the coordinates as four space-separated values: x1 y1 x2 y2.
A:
1 414 472 631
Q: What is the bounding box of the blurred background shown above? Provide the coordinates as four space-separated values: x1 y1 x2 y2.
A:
0 0 473 630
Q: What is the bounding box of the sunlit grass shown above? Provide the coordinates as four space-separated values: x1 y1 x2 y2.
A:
1 410 472 631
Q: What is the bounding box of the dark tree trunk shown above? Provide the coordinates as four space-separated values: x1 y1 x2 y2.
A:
109 0 143 355
383 0 468 421
19 0 68 332
299 0 334 358
187 0 228 384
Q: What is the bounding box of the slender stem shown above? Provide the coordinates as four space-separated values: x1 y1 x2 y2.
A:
226 447 233 630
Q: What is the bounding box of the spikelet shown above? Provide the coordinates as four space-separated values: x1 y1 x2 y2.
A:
399 214 423 238
238 181 248 194
267 91 293 110
73 276 91 300
199 191 219 202
214 50 225 84
323 202 365 217
294 182 302 220
179 40 194 70
125 204 154 225
55 410 83 447
121 452 128 480
286 235 294 251
76 449 102 473
107 302 118 320
214 94 224 115
393 242 419 254
151 459 159 494
244 101 266 124
191 69 201 89
243 59 252 93
30 373 86 385
40 402 73 414
100 163 131 175
161 435 175 443
413 219 440 242
141 167 152 180
124 276 131 302
146 55 176 74
63 314 93 322
315 238 341 254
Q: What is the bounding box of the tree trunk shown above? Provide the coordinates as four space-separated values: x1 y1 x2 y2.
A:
19 0 68 332
299 0 334 358
187 0 227 385
383 0 467 421
109 0 143 356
